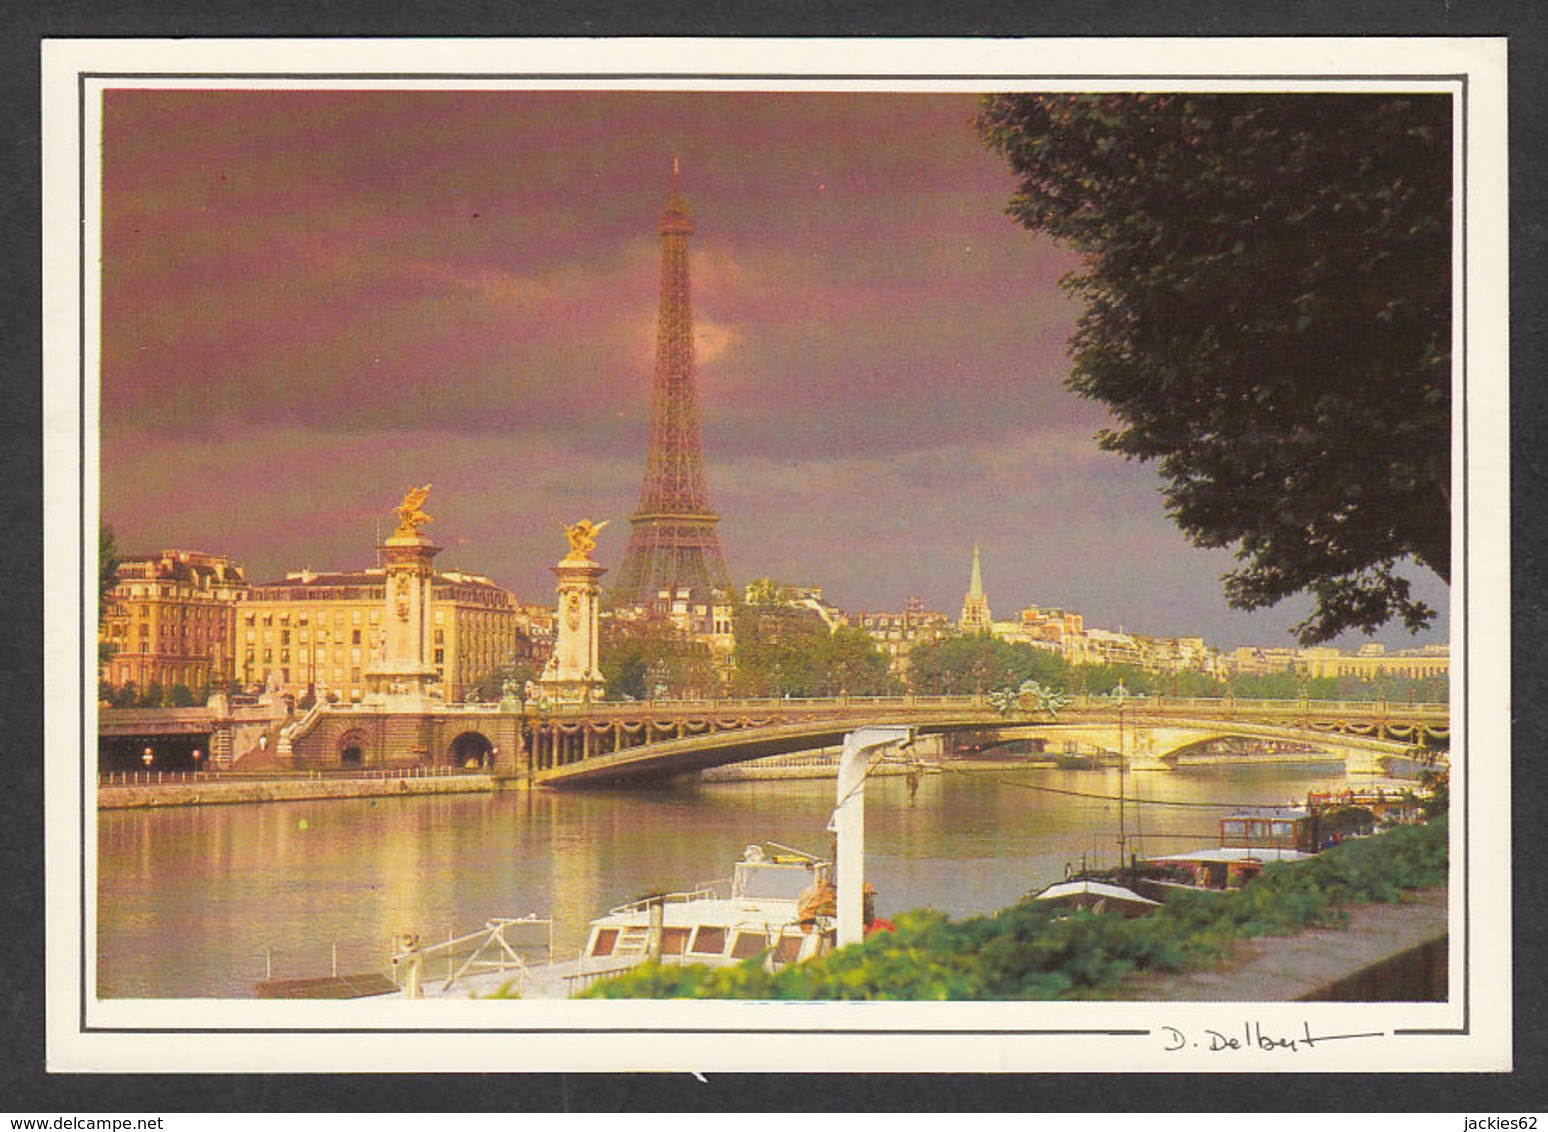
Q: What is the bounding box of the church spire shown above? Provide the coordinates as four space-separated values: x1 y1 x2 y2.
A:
959 543 993 633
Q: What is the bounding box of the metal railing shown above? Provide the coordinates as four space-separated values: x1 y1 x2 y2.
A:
98 694 1449 722
97 764 478 788
562 963 639 996
516 694 1448 718
97 770 224 787
391 915 554 997
604 884 724 917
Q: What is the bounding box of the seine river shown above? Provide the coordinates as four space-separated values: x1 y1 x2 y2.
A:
97 763 1354 998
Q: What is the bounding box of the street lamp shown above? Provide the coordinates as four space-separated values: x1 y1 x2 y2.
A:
514 682 532 780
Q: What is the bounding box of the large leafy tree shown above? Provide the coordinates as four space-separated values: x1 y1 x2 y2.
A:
600 615 719 700
731 585 899 697
906 634 1069 696
977 94 1451 644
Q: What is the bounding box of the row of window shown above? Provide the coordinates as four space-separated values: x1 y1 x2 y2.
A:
244 609 373 627
248 665 449 691
120 585 238 602
1310 665 1449 678
105 621 221 644
589 924 805 965
1221 819 1299 841
237 630 510 666
240 606 516 630
121 602 225 619
860 616 949 629
247 645 365 662
245 628 370 646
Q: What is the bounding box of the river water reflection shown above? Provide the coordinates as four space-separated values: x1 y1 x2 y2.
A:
97 763 1354 998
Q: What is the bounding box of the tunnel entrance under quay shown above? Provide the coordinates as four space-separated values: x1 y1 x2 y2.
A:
326 728 498 770
278 713 523 773
99 733 213 774
448 731 496 769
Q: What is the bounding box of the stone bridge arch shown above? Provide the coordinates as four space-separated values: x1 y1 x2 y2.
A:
1157 731 1344 766
426 715 522 773
445 728 496 769
897 717 1415 775
335 727 371 768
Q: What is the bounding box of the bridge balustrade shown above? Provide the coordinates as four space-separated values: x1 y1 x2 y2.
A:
516 694 1445 716
237 692 1448 782
517 695 1445 786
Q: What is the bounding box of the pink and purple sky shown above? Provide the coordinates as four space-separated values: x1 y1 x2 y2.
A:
99 88 1449 650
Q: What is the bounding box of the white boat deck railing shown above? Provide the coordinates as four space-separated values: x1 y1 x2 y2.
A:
563 963 641 995
392 915 554 996
605 885 724 917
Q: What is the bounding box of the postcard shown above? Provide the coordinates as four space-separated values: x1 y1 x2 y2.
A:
42 36 1510 1073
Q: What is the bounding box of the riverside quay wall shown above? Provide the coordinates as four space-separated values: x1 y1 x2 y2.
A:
97 770 493 810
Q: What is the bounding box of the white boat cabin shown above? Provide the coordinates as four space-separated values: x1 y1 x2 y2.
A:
580 846 837 973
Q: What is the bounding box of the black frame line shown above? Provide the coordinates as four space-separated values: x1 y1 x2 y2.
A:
71 65 1473 1044
71 1025 1157 1036
78 71 1471 82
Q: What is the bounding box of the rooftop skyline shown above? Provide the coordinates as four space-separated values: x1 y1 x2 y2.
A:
99 88 1450 650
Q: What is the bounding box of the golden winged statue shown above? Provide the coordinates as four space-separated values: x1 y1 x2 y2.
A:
562 518 608 561
393 484 433 537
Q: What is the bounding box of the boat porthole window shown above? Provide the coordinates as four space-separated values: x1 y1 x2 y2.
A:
690 926 726 955
660 927 692 955
591 928 619 958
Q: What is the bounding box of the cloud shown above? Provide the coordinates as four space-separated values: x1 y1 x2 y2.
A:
96 88 1451 651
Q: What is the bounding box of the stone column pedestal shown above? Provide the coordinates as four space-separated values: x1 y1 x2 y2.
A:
364 531 441 708
540 553 607 704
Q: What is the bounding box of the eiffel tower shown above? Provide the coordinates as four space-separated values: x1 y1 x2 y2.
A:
613 162 733 607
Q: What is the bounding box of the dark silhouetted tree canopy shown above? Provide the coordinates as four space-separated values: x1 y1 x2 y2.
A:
99 524 120 665
977 94 1451 644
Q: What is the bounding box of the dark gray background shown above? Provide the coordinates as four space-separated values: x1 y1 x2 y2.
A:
4 0 1543 1113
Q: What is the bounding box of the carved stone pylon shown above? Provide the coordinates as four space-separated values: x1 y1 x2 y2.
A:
540 522 607 703
365 528 441 703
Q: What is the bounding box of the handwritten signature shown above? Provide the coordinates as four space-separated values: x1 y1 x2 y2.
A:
1161 1021 1382 1053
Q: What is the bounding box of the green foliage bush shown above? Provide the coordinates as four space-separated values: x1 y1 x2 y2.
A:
729 596 900 698
578 818 1447 1001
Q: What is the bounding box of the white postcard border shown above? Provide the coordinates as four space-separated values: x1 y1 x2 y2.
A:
42 35 1512 1074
